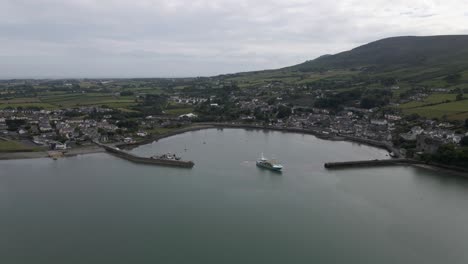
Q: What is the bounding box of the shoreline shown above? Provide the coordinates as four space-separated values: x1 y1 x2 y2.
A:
1 123 467 177
117 122 468 176
117 123 395 154
116 125 216 149
0 145 105 160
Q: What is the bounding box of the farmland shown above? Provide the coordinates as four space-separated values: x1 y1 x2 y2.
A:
399 93 459 109
403 100 468 120
165 107 194 115
0 91 138 111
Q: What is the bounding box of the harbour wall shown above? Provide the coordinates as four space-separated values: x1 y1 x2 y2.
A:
324 158 468 176
324 159 420 169
95 142 194 168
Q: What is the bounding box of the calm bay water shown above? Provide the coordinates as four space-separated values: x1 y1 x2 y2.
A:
2 128 468 263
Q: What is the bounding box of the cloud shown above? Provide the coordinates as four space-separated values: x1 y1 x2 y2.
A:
0 0 467 78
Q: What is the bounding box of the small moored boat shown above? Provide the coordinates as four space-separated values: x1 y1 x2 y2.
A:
151 153 181 161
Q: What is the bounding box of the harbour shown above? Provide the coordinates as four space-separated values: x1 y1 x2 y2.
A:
2 128 468 264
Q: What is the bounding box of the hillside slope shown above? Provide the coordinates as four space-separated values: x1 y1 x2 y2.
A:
219 35 468 89
287 35 468 73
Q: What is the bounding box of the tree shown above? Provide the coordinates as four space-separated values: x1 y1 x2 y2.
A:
267 97 276 105
465 118 468 128
117 120 139 130
444 73 461 84
120 91 134 96
456 93 464 101
381 77 397 86
5 119 26 131
461 136 468 147
277 105 292 119
434 144 458 163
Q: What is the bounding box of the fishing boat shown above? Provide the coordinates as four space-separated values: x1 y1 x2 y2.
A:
256 153 283 171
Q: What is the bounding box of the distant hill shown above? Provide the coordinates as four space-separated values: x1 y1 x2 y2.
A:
287 35 468 72
216 35 468 121
218 35 468 93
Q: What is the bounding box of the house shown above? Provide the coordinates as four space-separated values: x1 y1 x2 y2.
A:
370 119 388 126
400 126 424 141
384 114 402 121
0 118 7 132
18 128 28 136
39 119 53 132
136 132 148 137
179 113 198 119
49 141 67 150
55 142 67 150
416 134 444 154
124 137 135 143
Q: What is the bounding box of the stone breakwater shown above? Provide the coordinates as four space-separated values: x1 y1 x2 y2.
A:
96 142 194 168
324 159 421 169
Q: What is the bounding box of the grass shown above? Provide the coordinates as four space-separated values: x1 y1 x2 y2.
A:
0 97 41 103
117 107 140 113
40 93 137 108
0 88 142 112
165 107 194 115
146 127 178 135
403 99 468 120
0 91 140 111
399 93 458 109
399 93 468 120
222 69 358 88
0 102 57 109
0 140 42 152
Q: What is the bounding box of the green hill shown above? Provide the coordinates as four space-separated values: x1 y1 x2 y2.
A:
217 35 468 120
288 35 468 73
220 35 468 88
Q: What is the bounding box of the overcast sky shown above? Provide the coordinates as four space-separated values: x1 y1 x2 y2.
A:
1 0 467 78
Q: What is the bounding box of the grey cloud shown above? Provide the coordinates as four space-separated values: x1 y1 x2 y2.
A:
0 0 467 78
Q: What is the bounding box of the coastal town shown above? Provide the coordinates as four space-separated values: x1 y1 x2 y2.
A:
0 78 467 170
5 1 468 262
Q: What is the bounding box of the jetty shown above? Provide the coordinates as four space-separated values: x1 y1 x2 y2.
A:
94 142 194 168
324 159 421 169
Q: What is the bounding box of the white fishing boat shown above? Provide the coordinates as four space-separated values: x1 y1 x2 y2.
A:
256 153 283 171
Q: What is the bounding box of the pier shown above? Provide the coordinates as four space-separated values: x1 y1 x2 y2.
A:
94 142 194 168
324 159 420 169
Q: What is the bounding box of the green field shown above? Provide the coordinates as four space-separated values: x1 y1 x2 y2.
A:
399 93 458 109
165 107 194 115
0 140 42 152
0 102 57 109
0 97 40 103
146 127 178 135
402 99 468 120
222 69 359 89
0 92 138 110
399 93 468 120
